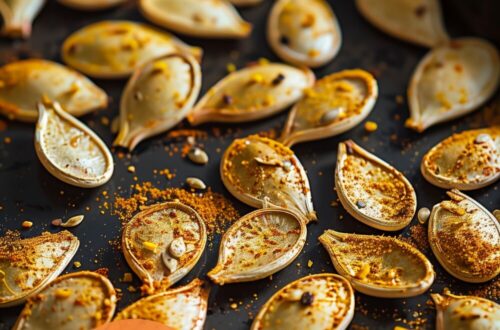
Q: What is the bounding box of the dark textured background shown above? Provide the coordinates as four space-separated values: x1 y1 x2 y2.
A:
0 1 498 329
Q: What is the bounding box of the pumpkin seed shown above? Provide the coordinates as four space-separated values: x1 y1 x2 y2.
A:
421 127 499 190
417 207 430 224
428 190 499 283
220 135 316 223
59 215 85 228
114 279 209 330
432 292 500 330
406 38 499 132
0 0 44 38
355 0 449 47
139 0 252 39
188 62 314 125
113 53 202 150
34 102 114 188
58 0 126 10
280 69 378 147
208 208 307 284
0 231 79 308
267 0 342 67
61 21 202 79
319 230 435 298
0 59 108 122
186 177 207 190
122 202 207 294
251 274 355 330
335 140 417 231
12 271 116 330
187 147 209 165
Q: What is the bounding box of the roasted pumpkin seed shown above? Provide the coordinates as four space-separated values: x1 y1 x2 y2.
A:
13 271 116 330
139 0 252 39
319 230 435 298
0 230 79 308
421 127 499 190
122 202 207 293
208 207 307 284
267 0 342 67
428 190 499 283
0 0 44 38
186 177 206 190
406 38 499 132
0 59 107 122
335 140 417 231
187 147 209 165
34 102 114 188
251 274 354 330
188 62 314 125
115 279 209 330
355 0 449 47
113 53 201 150
280 69 378 146
432 292 500 330
220 135 316 223
61 21 202 79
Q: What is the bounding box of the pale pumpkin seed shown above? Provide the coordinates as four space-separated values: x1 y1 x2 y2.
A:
139 0 252 39
0 0 44 38
114 279 209 330
59 215 84 228
122 202 207 294
187 147 209 165
61 21 202 79
319 230 435 298
34 102 114 188
113 53 202 150
208 208 307 284
186 177 207 190
406 38 499 132
188 62 314 125
267 0 342 67
417 207 430 224
0 231 79 308
355 0 449 47
421 127 499 190
0 59 108 122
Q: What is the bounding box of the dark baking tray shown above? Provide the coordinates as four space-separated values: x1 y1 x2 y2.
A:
0 1 498 329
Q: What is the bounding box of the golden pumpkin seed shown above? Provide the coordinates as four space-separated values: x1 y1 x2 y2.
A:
139 0 252 38
186 177 207 190
432 292 500 330
113 53 202 150
421 126 499 190
428 189 499 283
319 230 435 298
335 140 417 231
114 279 209 330
0 0 44 38
0 59 108 122
208 207 307 284
280 69 378 147
251 274 355 330
406 38 499 132
122 202 207 294
220 135 316 223
188 62 314 125
355 0 449 47
61 21 202 79
0 231 79 308
34 102 114 188
59 215 84 228
13 271 116 330
267 0 342 67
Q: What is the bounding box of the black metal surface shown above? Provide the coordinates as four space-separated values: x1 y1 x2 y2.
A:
0 1 498 329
